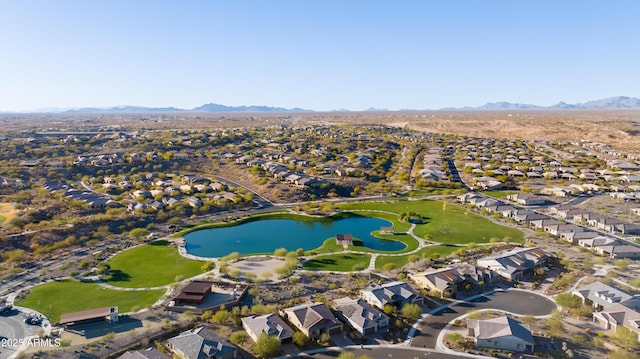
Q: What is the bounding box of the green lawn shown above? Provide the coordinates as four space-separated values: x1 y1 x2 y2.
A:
302 253 371 272
375 245 459 270
307 238 345 255
482 191 517 199
105 240 206 288
15 279 164 324
338 199 523 245
349 233 418 254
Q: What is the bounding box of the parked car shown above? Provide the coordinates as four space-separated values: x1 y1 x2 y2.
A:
23 315 42 325
0 305 12 314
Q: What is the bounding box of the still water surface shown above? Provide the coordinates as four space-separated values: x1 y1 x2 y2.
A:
184 217 405 257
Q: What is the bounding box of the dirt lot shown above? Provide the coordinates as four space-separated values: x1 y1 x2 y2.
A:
227 257 285 280
0 202 17 226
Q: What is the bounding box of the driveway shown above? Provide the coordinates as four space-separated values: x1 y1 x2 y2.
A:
409 289 556 349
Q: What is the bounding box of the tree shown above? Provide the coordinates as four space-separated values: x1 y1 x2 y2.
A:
338 353 356 359
318 332 331 346
129 228 150 240
555 292 582 309
201 261 216 272
293 331 308 347
383 304 396 315
230 331 248 345
253 333 281 358
611 326 640 350
274 247 288 257
401 303 422 319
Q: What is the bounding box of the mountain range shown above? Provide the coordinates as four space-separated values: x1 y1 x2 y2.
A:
6 96 640 113
459 96 640 110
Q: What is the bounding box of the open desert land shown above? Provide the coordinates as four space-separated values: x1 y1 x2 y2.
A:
3 109 639 150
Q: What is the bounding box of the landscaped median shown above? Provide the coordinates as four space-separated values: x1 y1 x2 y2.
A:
15 279 165 324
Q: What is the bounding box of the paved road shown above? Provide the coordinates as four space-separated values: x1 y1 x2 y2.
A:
295 347 465 359
0 310 39 359
409 289 556 349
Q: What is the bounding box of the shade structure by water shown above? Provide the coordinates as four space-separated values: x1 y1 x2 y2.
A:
184 217 405 257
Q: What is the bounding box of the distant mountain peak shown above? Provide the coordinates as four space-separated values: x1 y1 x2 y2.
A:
451 96 640 110
191 102 311 112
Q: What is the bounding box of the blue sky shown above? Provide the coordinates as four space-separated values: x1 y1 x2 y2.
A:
1 1 638 111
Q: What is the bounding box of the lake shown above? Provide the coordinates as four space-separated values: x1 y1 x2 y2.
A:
183 216 405 257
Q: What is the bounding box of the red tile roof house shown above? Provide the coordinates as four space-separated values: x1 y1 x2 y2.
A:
409 267 464 298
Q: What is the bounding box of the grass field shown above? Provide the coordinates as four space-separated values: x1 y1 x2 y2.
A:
482 191 518 199
105 240 205 288
307 238 346 255
15 279 164 324
302 253 371 272
375 245 459 270
337 199 524 245
348 233 418 254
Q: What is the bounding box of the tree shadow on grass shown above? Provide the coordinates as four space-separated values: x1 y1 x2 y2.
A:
304 258 337 269
106 269 131 283
148 240 168 246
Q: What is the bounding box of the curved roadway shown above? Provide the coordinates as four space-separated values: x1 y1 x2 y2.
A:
409 289 557 349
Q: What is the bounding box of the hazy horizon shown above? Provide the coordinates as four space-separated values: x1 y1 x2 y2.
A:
2 1 639 112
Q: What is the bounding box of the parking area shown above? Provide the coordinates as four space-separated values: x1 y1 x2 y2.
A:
0 309 41 359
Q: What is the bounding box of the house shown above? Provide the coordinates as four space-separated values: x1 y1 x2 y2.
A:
511 210 548 223
409 267 464 298
506 193 548 206
168 327 237 359
474 177 505 190
544 223 583 236
476 247 549 281
528 218 563 230
241 313 294 344
593 302 640 341
450 262 498 285
467 316 534 353
359 281 423 309
187 196 203 208
610 223 640 235
595 244 640 259
561 230 599 244
333 297 389 336
577 236 618 249
281 302 343 338
572 281 635 311
117 348 170 359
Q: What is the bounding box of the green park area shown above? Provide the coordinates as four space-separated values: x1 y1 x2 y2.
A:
337 199 524 245
375 245 459 271
482 191 518 199
16 279 164 324
105 240 206 288
302 253 371 272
